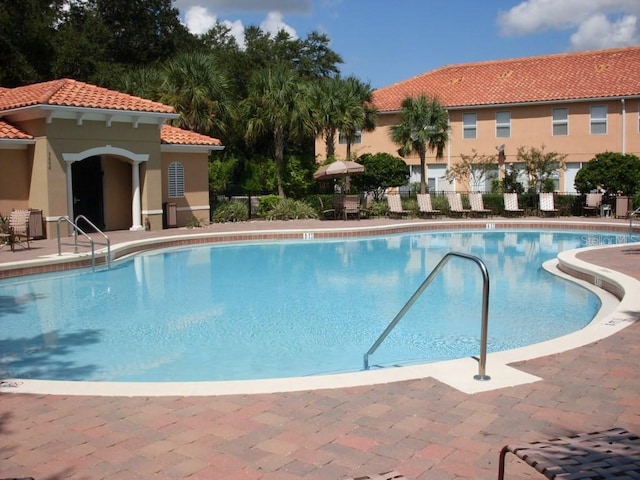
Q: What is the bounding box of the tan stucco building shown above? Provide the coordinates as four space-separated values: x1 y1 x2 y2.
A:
317 46 640 193
0 79 223 237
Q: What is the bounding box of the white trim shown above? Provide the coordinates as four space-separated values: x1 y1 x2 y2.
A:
0 139 35 149
178 205 210 212
62 146 149 163
142 209 163 215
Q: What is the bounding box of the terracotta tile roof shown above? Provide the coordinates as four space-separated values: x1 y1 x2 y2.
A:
0 78 175 114
373 46 640 112
161 124 222 146
0 120 33 140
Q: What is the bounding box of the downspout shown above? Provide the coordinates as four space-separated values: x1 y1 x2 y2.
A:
447 111 453 191
621 98 626 155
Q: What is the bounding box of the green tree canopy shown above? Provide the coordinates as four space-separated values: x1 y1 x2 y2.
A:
517 145 567 193
574 152 640 195
351 153 410 200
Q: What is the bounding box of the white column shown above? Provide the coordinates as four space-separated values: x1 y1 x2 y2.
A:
65 159 75 220
130 160 143 231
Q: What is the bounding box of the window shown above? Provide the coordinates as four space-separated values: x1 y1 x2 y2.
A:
590 105 607 134
496 111 511 138
168 161 184 198
462 113 477 139
338 130 362 144
552 108 568 136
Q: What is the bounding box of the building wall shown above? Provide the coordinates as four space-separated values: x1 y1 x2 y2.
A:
161 151 210 227
0 147 31 215
317 98 640 192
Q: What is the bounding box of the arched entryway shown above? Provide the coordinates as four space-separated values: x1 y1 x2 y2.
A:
62 147 149 231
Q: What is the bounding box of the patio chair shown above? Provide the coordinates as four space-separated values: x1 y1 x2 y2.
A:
446 192 471 217
346 471 405 480
582 192 603 216
0 209 31 252
318 196 336 219
341 194 361 220
539 192 558 216
359 193 373 218
416 193 441 218
503 193 524 216
468 192 491 217
386 194 409 218
497 427 640 480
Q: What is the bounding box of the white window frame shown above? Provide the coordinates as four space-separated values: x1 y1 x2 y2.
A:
168 161 185 198
462 113 477 139
338 129 362 144
590 105 607 135
552 107 568 136
496 111 511 138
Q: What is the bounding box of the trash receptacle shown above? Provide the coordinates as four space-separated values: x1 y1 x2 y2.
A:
28 209 45 239
162 202 177 228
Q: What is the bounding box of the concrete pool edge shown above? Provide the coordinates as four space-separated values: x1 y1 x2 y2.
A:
1 223 639 396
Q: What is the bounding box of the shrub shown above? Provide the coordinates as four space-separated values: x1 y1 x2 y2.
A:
264 198 318 220
211 200 249 223
256 195 282 217
186 216 206 229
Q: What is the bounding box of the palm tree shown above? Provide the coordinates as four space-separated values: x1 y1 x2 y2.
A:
240 65 314 197
160 52 231 137
389 95 449 194
307 76 343 160
337 76 377 160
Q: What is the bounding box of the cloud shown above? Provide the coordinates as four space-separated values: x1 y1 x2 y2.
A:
184 6 217 35
260 11 298 39
497 0 640 49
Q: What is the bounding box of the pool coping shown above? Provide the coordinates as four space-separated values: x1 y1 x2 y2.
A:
1 219 639 396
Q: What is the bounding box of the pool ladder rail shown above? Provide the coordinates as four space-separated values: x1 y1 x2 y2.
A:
629 206 640 232
364 251 491 381
56 215 111 270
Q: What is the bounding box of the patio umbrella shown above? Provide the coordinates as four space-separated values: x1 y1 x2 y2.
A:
313 160 365 180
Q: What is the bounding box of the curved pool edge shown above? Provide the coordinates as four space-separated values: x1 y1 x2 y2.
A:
1 221 639 396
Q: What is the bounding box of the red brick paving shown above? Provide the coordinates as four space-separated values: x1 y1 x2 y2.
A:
1 217 639 479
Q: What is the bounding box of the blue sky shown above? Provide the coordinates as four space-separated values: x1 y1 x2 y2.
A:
174 0 640 89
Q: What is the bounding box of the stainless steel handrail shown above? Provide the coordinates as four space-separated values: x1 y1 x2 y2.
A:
364 251 491 381
75 215 111 266
56 216 111 269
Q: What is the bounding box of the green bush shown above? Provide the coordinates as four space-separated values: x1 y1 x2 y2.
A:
256 195 282 217
211 200 249 223
264 198 318 220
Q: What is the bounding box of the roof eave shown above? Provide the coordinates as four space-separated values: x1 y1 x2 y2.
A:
1 104 179 125
161 144 225 154
0 138 36 149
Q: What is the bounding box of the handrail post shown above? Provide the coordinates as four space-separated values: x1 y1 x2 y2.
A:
364 251 491 382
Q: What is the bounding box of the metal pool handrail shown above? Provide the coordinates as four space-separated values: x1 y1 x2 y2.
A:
364 251 491 381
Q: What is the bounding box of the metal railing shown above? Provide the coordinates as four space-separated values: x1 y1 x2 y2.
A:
56 215 111 269
364 251 491 381
629 206 640 232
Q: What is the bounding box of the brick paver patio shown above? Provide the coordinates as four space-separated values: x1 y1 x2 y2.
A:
1 217 639 479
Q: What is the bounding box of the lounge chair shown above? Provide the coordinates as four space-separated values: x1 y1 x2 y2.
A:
582 192 602 216
0 209 31 252
446 192 470 217
503 193 524 216
416 193 441 218
386 194 409 218
346 471 405 480
468 192 491 217
498 427 640 480
539 192 558 216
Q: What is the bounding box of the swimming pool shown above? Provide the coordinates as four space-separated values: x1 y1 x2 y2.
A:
0 229 621 383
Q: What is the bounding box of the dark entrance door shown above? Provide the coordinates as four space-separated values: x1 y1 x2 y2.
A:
72 156 104 230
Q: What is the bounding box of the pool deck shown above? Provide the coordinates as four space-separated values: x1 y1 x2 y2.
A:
1 216 640 479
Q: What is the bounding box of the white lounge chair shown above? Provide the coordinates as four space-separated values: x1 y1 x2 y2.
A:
416 193 441 218
446 192 470 217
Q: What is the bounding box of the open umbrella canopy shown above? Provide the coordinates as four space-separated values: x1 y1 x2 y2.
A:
313 160 365 180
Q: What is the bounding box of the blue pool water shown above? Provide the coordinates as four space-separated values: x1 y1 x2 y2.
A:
0 229 628 383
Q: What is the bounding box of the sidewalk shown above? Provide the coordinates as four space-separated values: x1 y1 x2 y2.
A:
1 217 639 479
